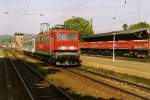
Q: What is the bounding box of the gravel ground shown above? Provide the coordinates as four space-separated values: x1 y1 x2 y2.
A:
81 55 150 79
46 69 142 100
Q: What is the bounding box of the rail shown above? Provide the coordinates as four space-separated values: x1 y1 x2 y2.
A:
64 68 150 100
10 52 74 100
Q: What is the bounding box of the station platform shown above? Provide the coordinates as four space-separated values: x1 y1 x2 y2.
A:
81 55 150 79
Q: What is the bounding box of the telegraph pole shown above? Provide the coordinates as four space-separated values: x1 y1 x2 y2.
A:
90 18 93 29
112 32 116 62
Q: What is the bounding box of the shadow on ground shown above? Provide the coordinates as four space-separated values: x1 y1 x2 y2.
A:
20 58 121 100
6 55 122 100
62 87 120 100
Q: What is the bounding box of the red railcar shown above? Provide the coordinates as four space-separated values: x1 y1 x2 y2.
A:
80 28 150 58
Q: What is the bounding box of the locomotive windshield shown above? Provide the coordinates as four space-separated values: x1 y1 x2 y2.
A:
57 32 77 41
68 33 76 40
58 33 66 40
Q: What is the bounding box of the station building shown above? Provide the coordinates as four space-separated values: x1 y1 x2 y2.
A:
15 33 24 50
0 43 16 49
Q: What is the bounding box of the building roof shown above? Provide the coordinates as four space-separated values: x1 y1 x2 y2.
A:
81 28 150 42
14 33 24 36
117 28 150 34
82 28 150 39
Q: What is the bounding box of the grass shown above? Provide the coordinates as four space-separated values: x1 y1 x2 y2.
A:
34 66 52 75
80 65 150 88
0 49 4 56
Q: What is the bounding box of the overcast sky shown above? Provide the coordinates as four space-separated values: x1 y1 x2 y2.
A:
0 0 149 35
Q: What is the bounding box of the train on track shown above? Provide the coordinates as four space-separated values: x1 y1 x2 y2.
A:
80 28 150 58
23 24 80 65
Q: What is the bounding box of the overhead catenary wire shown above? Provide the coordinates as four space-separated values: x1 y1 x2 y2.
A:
14 0 32 32
60 0 66 22
137 0 142 22
23 0 32 13
61 0 65 15
67 0 92 13
53 0 92 23
30 0 143 33
6 0 144 34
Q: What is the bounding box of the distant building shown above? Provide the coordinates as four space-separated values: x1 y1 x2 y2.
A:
0 43 2 48
15 33 24 49
0 43 16 49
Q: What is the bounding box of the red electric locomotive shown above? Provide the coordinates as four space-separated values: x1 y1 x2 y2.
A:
23 24 80 65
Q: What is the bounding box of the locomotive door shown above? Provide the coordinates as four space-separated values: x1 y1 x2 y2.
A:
49 34 54 55
148 29 150 57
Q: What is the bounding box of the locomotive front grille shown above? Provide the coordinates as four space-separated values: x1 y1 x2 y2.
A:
53 52 80 65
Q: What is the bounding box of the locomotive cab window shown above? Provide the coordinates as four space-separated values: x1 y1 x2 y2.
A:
57 33 66 40
68 33 76 40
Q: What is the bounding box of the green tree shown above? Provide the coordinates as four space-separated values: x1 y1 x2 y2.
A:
128 22 150 30
64 17 94 37
123 23 128 30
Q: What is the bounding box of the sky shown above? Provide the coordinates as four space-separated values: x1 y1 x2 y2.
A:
0 0 150 35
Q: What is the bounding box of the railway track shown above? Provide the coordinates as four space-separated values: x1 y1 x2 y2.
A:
0 54 10 100
5 53 32 100
14 51 150 99
64 68 150 100
7 52 74 100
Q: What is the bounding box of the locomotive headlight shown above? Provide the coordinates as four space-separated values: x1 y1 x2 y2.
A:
60 46 66 50
74 47 77 49
58 47 61 50
69 46 75 50
59 46 76 50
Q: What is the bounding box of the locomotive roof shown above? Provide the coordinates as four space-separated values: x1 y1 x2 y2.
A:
23 29 78 42
33 29 77 37
14 32 24 36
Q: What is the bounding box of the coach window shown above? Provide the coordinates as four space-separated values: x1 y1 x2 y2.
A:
45 36 48 41
39 37 41 42
41 36 44 42
68 33 76 40
38 38 39 42
58 33 66 40
35 38 37 42
42 36 45 42
44 36 46 41
41 37 43 42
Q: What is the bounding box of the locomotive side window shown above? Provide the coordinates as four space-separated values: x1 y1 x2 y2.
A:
68 33 76 40
58 33 66 40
